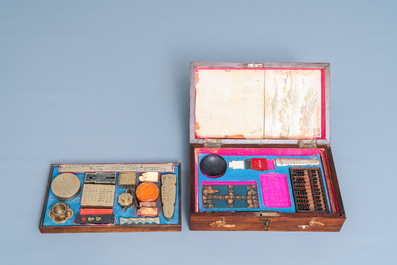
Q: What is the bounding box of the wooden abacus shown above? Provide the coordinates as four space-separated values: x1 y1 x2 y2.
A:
290 167 328 213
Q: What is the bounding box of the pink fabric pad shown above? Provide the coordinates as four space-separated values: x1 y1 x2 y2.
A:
260 173 291 208
266 159 275 170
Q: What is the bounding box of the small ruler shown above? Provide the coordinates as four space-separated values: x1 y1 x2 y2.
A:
275 158 320 167
59 163 174 173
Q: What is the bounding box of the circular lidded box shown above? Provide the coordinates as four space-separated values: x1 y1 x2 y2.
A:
136 182 160 202
51 173 81 201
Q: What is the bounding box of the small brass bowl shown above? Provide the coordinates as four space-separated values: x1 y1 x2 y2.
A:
48 202 74 223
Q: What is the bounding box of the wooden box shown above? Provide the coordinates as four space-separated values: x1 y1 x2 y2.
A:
40 163 181 233
189 62 345 231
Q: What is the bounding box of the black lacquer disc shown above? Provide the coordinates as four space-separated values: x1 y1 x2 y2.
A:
200 154 227 178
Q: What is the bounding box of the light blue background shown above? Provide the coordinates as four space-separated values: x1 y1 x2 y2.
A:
1 1 396 264
197 153 331 213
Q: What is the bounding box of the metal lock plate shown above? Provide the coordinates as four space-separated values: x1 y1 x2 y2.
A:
255 212 280 231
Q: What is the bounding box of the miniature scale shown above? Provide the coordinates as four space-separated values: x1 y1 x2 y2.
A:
118 191 133 211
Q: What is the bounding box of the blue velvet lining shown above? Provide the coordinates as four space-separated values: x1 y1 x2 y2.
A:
198 154 331 213
42 165 180 227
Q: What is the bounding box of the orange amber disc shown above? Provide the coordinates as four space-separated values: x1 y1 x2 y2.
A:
136 182 160 202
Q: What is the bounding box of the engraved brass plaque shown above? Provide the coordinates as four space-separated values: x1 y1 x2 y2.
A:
80 184 116 208
59 163 174 173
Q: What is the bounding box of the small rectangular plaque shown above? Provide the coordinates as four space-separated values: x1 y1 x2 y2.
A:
85 173 117 184
81 184 115 208
119 172 136 186
75 214 115 224
59 163 174 173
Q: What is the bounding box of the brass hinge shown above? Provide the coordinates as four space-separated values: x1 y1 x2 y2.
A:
204 139 221 148
298 140 317 148
247 63 263 68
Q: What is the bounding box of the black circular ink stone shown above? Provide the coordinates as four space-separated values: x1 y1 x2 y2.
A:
200 154 227 178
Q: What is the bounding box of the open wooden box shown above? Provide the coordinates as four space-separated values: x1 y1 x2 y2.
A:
40 163 181 233
189 62 345 231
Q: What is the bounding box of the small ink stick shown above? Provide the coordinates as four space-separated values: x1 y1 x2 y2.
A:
245 158 275 171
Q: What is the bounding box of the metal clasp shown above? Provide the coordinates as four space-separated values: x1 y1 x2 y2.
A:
255 212 279 231
261 218 271 231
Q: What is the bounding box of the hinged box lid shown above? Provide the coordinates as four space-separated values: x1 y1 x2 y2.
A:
190 62 330 146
